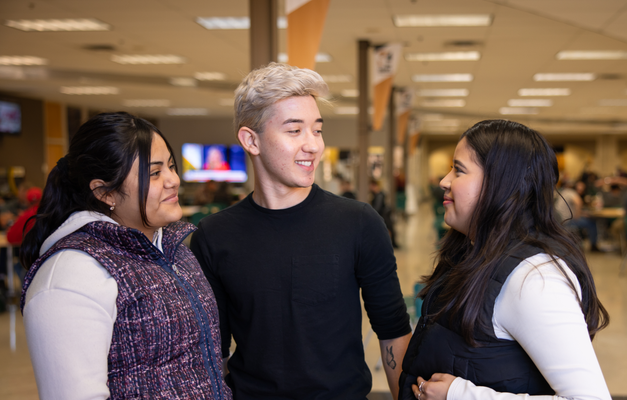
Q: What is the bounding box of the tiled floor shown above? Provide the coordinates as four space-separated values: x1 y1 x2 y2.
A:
1 201 626 399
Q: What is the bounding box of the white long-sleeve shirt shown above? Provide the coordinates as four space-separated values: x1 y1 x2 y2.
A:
447 253 610 400
23 211 163 400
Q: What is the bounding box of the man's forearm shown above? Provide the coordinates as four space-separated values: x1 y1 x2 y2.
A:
379 332 412 400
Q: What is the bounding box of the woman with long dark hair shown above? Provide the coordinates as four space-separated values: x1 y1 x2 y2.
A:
399 120 610 400
20 112 232 400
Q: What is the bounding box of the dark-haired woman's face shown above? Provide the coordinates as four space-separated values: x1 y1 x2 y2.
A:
440 138 484 236
111 133 182 238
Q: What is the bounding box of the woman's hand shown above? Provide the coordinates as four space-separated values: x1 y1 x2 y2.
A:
412 373 456 400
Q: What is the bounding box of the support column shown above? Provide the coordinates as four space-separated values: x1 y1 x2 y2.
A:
249 0 278 71
357 40 370 202
594 135 619 177
387 86 396 212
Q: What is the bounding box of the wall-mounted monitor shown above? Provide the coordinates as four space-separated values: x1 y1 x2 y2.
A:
181 143 247 182
0 100 21 134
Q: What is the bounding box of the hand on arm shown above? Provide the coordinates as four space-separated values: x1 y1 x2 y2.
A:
412 374 456 400
379 333 412 400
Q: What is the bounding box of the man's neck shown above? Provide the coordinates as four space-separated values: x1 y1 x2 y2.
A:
252 182 313 210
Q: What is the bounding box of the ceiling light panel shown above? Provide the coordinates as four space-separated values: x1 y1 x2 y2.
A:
518 88 571 96
5 18 111 32
418 89 469 97
194 72 227 81
111 55 186 65
405 52 480 62
507 99 553 107
60 86 119 95
533 73 595 81
0 56 47 66
167 108 209 116
393 14 492 27
122 99 170 107
341 89 359 97
413 74 473 82
421 99 466 107
279 53 332 63
321 74 352 83
556 51 627 60
169 77 197 87
598 99 627 106
196 17 286 30
499 107 538 115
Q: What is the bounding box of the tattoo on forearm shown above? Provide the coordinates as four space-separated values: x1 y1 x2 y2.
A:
385 345 397 369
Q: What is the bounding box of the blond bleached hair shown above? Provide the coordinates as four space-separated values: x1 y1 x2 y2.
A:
234 62 329 135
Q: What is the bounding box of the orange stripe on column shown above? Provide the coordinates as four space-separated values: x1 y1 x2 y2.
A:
287 0 330 70
372 76 392 131
397 111 410 145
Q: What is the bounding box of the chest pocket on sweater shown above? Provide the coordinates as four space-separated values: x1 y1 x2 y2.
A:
292 255 339 305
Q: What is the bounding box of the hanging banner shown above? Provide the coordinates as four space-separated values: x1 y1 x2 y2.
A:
372 42 402 131
286 0 331 70
408 116 421 156
395 87 414 145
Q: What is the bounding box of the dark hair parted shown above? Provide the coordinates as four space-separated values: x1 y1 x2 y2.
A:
20 112 176 269
421 119 609 345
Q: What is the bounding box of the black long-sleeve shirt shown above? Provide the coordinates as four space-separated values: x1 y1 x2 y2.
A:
190 184 411 400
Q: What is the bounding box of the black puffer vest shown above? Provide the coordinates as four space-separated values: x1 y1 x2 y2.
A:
399 242 555 399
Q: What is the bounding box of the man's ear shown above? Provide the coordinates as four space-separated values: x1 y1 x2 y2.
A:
238 127 260 156
89 179 115 208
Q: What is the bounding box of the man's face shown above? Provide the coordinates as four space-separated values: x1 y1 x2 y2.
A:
255 95 324 191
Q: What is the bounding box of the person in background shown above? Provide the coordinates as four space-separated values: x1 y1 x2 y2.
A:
370 178 399 248
190 63 411 400
7 187 42 245
20 112 232 400
399 120 610 400
555 179 600 252
340 178 357 200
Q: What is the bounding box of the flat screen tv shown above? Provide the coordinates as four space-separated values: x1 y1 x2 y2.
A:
0 100 21 134
181 143 247 182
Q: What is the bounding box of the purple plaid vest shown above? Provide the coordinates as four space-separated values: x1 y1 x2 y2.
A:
22 220 232 399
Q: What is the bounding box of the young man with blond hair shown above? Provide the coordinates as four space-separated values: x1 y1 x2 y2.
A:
191 63 411 400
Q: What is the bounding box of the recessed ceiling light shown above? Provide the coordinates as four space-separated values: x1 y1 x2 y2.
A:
169 77 197 87
0 56 47 66
421 99 466 107
518 88 571 96
598 99 627 106
321 74 352 83
424 119 460 127
60 86 119 95
122 99 170 107
420 114 444 121
5 18 111 32
499 107 538 115
196 16 286 30
278 53 332 63
418 89 469 97
405 52 480 62
111 54 186 65
194 72 227 81
341 89 359 97
533 73 595 81
167 108 209 116
507 99 553 107
393 14 492 27
413 74 473 82
556 51 627 60
334 106 359 115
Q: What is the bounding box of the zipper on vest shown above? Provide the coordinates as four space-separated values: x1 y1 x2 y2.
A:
172 264 181 275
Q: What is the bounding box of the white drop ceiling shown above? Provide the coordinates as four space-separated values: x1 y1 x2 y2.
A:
1 0 627 136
